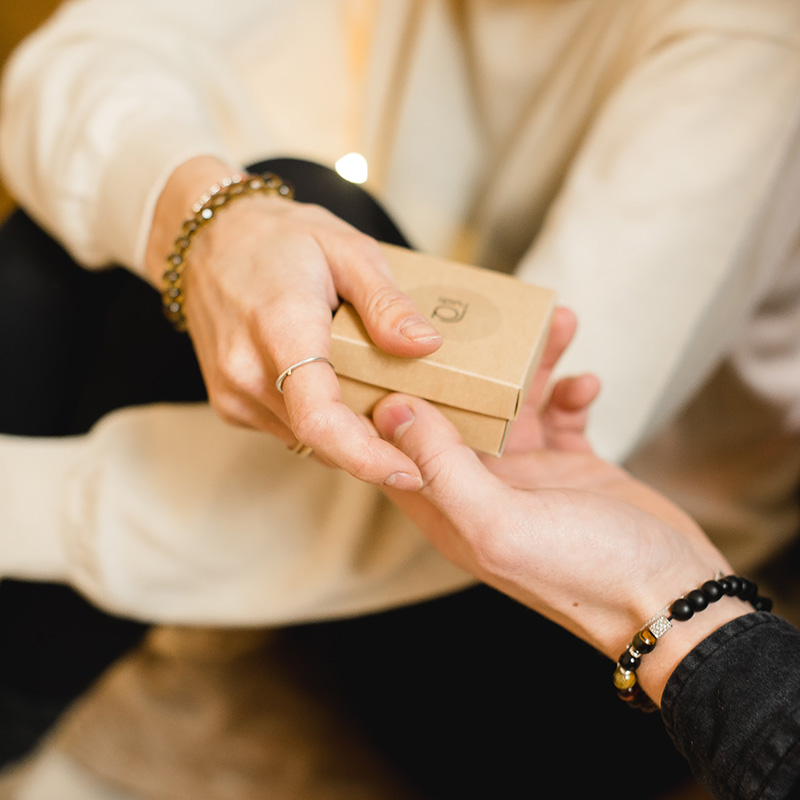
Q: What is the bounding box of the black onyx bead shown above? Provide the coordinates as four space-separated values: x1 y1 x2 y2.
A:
670 598 694 621
717 577 731 595
701 580 723 602
687 589 710 612
619 650 641 671
724 576 741 596
753 596 773 612
739 579 756 600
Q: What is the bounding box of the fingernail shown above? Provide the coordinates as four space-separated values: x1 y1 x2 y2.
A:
398 315 441 344
378 403 415 441
384 471 424 491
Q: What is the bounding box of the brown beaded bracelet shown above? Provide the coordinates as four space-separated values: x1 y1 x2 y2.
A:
161 172 294 331
612 574 772 712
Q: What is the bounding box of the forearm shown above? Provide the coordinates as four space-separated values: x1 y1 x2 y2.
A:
0 0 257 272
0 404 470 624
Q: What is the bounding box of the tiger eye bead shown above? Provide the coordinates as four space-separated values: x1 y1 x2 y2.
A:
614 576 770 712
617 686 640 704
632 628 657 654
613 666 637 691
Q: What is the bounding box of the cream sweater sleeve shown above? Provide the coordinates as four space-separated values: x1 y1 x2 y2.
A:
0 0 472 624
0 404 472 624
514 16 800 464
0 0 277 274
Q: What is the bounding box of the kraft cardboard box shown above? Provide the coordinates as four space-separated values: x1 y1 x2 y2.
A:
331 244 556 454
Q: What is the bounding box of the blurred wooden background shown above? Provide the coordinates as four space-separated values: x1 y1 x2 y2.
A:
0 1 61 220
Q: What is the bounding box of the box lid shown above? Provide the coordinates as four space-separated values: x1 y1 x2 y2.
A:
331 244 555 419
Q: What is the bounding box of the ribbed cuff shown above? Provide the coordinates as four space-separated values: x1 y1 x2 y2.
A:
0 433 74 582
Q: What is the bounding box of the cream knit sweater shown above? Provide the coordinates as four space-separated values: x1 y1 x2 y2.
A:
1 0 799 623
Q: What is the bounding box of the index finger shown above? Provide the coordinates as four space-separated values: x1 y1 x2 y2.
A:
273 328 425 490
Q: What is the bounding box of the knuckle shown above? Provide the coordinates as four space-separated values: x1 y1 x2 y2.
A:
342 455 376 484
332 229 385 268
216 337 263 392
297 202 331 223
350 233 383 262
365 284 410 321
290 405 334 447
249 305 293 346
208 392 247 428
298 202 356 235
420 453 523 575
216 352 247 391
216 355 240 388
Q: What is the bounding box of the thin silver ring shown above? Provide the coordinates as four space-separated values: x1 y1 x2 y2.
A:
275 356 334 394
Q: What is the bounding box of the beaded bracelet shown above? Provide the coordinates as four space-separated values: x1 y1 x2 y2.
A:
612 574 772 712
161 172 294 331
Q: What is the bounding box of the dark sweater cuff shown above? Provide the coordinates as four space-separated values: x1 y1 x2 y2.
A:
661 612 800 800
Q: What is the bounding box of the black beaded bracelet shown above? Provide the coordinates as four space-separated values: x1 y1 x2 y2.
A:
612 574 772 712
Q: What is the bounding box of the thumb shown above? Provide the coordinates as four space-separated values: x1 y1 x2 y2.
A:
331 243 443 358
372 394 502 524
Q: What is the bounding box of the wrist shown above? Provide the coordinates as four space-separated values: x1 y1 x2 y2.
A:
158 171 294 332
144 156 243 288
635 595 750 705
613 575 772 710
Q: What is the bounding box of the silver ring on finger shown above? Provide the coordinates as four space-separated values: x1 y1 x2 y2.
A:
275 356 334 394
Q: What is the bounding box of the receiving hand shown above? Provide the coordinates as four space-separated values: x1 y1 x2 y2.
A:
371 311 744 703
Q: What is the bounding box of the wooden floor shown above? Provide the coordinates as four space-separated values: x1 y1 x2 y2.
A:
0 1 61 219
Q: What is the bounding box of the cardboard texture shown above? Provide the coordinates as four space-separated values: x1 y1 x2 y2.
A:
332 244 555 454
